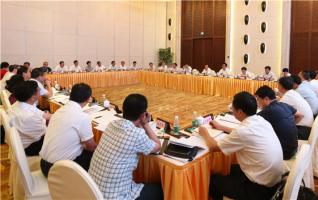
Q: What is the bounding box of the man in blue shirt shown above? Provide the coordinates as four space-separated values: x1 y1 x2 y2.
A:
255 86 300 160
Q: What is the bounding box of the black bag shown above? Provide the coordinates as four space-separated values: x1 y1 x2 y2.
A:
271 172 317 200
164 142 198 161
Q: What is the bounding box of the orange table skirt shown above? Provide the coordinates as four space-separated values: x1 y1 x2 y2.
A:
47 71 139 89
138 71 278 99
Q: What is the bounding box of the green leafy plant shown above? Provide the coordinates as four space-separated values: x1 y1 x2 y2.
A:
158 48 174 64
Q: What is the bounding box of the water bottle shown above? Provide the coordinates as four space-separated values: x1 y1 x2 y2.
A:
68 84 72 93
173 116 180 134
192 111 198 128
102 94 110 108
54 81 60 90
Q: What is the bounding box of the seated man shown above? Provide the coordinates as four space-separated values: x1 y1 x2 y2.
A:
85 61 94 72
255 86 299 160
93 61 105 72
41 61 52 73
119 61 127 71
280 68 290 78
9 80 50 156
54 61 68 73
278 77 313 139
130 61 139 71
291 73 318 116
309 70 318 96
217 63 232 77
5 75 25 104
147 62 156 71
237 67 254 79
40 83 97 177
69 60 82 73
259 66 276 81
201 65 216 76
89 94 162 200
17 65 31 80
108 61 117 71
199 91 284 200
183 64 192 75
30 68 53 98
23 62 31 69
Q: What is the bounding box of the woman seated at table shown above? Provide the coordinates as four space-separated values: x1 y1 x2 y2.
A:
89 94 162 200
199 91 284 200
9 80 51 156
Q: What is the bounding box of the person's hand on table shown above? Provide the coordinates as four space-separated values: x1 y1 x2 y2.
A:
198 125 220 152
210 120 222 131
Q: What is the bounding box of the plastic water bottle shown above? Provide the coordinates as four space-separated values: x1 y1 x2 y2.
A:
54 81 60 90
102 94 110 108
173 116 180 134
192 111 198 128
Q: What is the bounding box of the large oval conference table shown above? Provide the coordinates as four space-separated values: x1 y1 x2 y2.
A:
45 71 277 200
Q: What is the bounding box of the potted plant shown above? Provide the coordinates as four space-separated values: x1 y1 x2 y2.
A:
158 48 173 65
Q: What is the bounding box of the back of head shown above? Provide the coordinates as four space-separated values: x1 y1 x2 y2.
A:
123 94 148 121
31 68 44 79
69 83 92 103
309 71 316 80
255 86 276 100
8 64 19 72
232 91 257 116
265 66 271 70
278 77 294 90
290 74 302 85
5 75 25 93
300 70 311 81
17 66 28 76
282 68 289 72
13 80 38 102
1 62 9 69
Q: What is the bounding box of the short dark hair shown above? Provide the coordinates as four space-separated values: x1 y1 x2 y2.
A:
59 61 64 65
69 83 92 103
241 67 247 71
86 61 91 65
8 65 19 72
73 60 78 64
133 61 137 64
282 68 289 72
24 62 30 66
5 75 24 93
255 86 276 100
278 77 294 90
1 62 9 69
31 68 45 79
265 66 271 70
223 63 227 66
111 61 115 64
123 94 148 121
17 66 28 76
149 62 153 65
300 70 311 81
13 80 38 102
232 92 257 116
174 63 177 66
290 74 302 85
97 61 101 64
309 71 317 80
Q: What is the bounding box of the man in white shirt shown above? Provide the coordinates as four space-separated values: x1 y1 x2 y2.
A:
217 63 232 77
201 65 216 76
259 66 276 81
0 64 18 91
199 91 284 200
278 77 314 139
157 62 166 72
310 70 318 96
119 61 127 71
108 61 117 71
93 61 105 72
237 67 255 80
9 80 51 156
54 61 68 73
183 64 192 75
280 68 291 78
130 61 138 71
30 68 53 98
148 62 156 71
69 60 82 73
89 94 162 200
40 83 97 177
291 73 318 116
85 61 94 72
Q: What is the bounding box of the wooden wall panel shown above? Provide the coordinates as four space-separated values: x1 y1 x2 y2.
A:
181 1 226 70
290 1 318 72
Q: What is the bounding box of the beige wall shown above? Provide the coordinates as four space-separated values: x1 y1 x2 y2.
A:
227 0 285 77
1 1 167 68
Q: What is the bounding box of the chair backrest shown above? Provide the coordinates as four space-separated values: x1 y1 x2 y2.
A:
308 116 318 154
0 108 12 144
1 90 12 111
9 127 34 196
48 160 104 200
283 144 311 200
